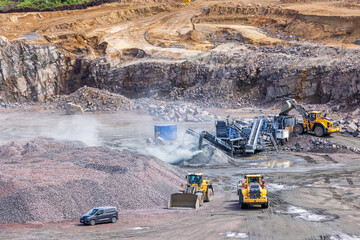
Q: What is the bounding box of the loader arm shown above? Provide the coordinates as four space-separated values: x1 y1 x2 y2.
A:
279 99 309 118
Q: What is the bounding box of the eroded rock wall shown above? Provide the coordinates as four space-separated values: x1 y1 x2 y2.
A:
0 36 68 102
76 44 360 104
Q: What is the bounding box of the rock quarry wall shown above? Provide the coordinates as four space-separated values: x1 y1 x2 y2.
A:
1 35 360 105
77 44 360 104
0 36 69 103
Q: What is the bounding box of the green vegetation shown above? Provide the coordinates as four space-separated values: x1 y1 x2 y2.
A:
0 0 91 10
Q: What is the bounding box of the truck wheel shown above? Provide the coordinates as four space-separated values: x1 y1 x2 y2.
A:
262 201 269 208
90 219 96 226
111 217 117 223
239 192 245 209
205 189 213 202
294 124 304 134
197 193 204 206
314 125 324 137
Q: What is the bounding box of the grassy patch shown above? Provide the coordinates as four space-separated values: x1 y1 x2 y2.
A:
0 0 91 10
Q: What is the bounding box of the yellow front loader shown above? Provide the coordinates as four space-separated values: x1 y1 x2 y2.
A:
237 174 268 209
280 98 339 137
168 172 214 209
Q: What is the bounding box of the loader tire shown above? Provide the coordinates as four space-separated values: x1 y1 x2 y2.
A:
239 192 246 209
262 201 269 209
314 125 324 137
294 124 304 135
205 189 213 202
196 193 204 206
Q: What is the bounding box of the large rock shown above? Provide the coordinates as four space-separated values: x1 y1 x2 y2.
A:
346 123 358 133
65 103 84 115
0 36 67 103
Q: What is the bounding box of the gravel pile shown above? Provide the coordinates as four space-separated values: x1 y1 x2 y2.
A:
53 86 136 112
137 99 216 122
0 138 184 223
308 137 360 154
48 86 216 122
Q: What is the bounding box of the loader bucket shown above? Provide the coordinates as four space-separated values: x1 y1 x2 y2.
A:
168 193 199 209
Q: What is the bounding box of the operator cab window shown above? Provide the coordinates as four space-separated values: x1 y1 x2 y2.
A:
248 177 259 184
317 113 321 118
310 113 316 121
188 175 202 185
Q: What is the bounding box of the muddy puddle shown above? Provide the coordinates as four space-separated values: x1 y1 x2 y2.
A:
219 232 248 239
276 205 338 222
250 160 294 168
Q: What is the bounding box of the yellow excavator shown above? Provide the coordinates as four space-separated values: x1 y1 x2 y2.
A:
279 98 339 137
237 174 268 209
168 172 214 209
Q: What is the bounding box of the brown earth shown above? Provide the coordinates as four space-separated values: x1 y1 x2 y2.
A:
2 0 360 54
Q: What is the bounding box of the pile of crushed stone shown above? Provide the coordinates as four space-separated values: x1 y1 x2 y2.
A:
0 138 184 223
53 86 136 111
49 86 215 122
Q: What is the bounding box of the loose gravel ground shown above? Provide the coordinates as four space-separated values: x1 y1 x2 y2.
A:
0 138 184 223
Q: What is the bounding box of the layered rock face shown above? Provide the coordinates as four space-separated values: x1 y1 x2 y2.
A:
0 36 68 102
76 43 360 104
1 34 360 105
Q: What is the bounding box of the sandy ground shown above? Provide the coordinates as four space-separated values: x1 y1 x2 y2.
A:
0 109 359 239
2 0 360 58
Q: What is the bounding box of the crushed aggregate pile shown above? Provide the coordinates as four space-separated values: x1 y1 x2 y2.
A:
54 86 136 111
0 138 184 223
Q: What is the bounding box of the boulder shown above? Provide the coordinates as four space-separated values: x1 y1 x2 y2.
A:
346 123 358 133
65 103 84 115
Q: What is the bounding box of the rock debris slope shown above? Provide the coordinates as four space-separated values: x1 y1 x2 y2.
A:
0 138 183 223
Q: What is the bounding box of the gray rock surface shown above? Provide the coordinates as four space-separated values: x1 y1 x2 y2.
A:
0 36 67 102
74 43 360 106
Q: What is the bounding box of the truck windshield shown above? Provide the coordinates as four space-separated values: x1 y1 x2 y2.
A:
86 208 98 215
248 177 259 184
188 175 202 185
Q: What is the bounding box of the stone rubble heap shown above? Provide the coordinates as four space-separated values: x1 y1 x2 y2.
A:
308 137 360 154
339 118 360 138
137 99 215 122
0 138 184 223
51 86 215 122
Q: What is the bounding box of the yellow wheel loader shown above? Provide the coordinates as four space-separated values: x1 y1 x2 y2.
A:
168 172 214 209
280 98 339 137
237 175 268 209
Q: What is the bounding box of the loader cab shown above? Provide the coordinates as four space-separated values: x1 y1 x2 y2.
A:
248 177 260 184
245 175 262 186
187 174 203 186
309 111 322 121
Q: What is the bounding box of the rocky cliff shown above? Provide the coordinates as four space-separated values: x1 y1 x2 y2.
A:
1 35 360 107
77 43 360 105
0 36 68 103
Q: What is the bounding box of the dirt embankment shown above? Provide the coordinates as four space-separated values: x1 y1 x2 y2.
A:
194 5 360 44
0 138 184 223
